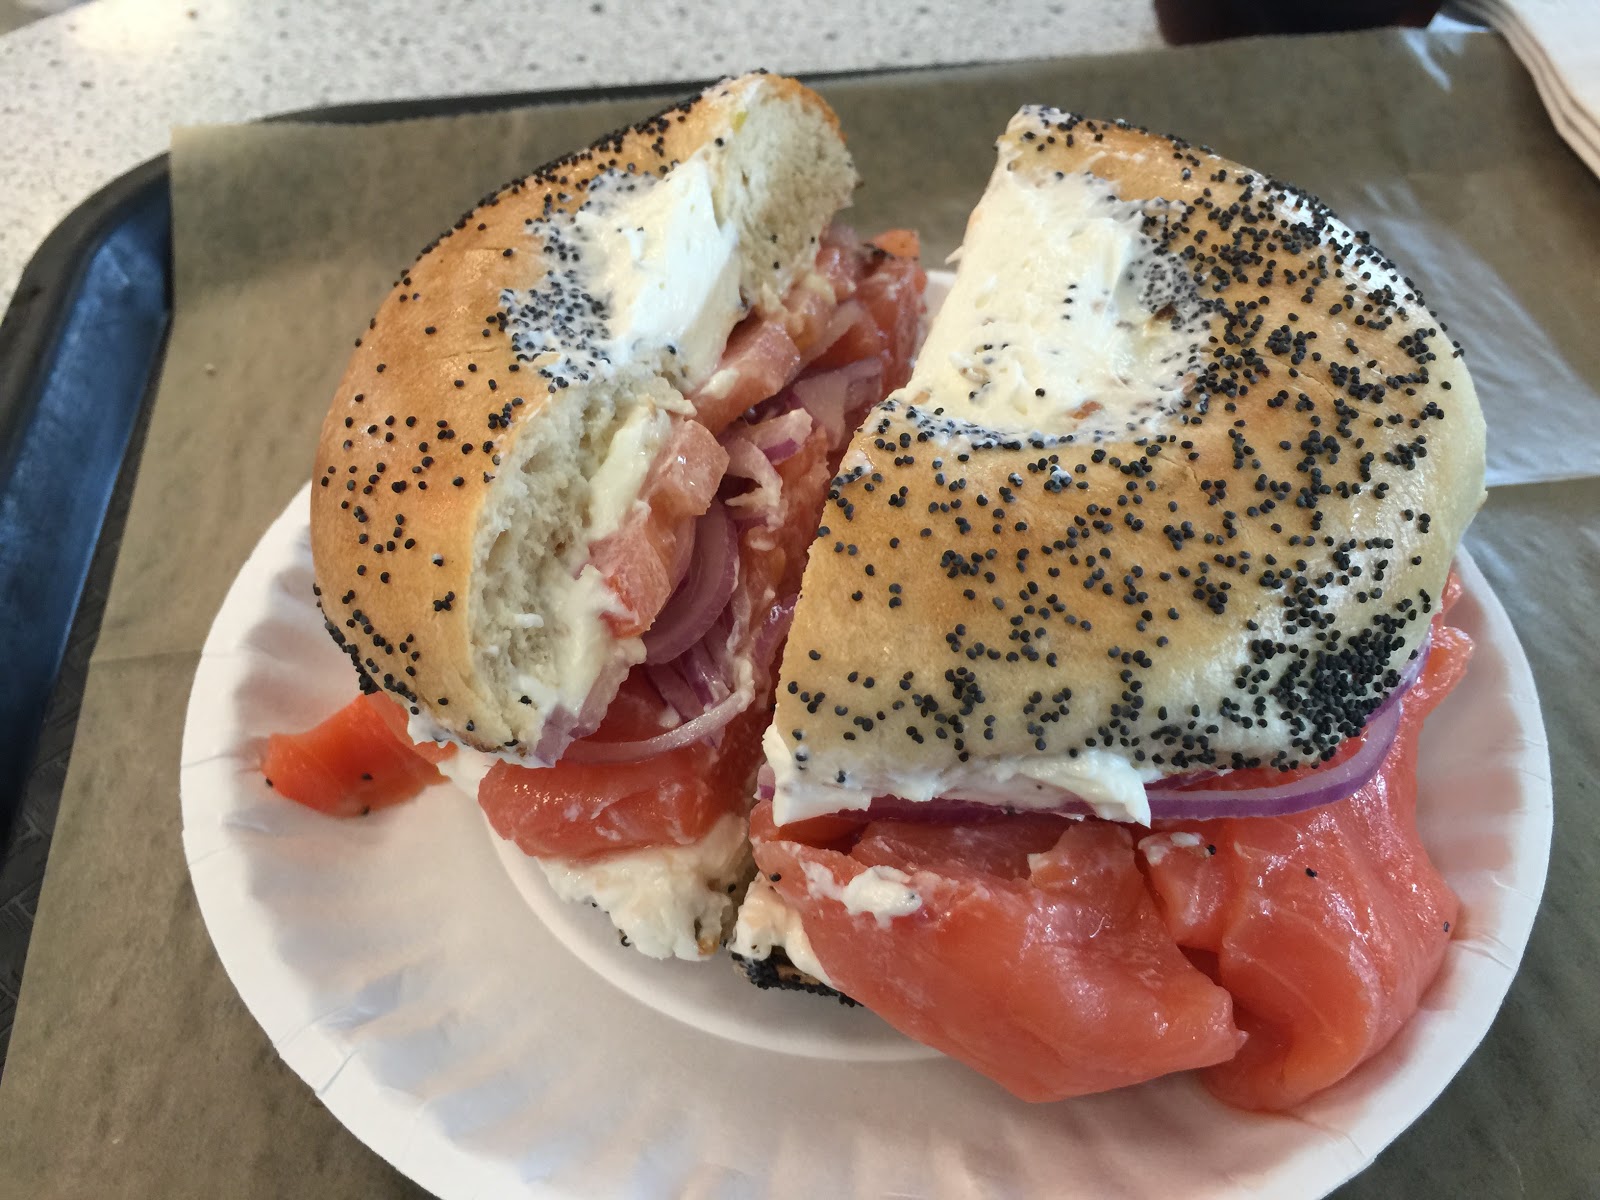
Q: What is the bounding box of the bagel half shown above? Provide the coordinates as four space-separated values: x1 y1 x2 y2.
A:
765 108 1487 826
311 73 856 758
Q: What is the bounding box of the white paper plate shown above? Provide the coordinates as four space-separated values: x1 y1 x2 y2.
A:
183 488 1551 1198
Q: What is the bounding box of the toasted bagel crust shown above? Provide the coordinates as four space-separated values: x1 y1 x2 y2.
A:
772 111 1486 804
310 74 850 752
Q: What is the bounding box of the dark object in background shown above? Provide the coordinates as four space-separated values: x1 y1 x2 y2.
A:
1156 0 1443 43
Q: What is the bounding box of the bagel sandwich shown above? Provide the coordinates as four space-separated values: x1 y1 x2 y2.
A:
734 109 1486 1110
309 73 927 960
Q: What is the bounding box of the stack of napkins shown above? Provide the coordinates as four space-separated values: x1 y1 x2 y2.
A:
1453 0 1600 177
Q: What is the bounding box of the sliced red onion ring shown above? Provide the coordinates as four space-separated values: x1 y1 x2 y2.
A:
1368 631 1430 722
757 648 1426 822
934 701 1404 821
791 357 884 446
561 688 749 764
682 641 732 707
645 660 707 722
531 707 580 767
642 502 737 665
528 657 631 765
752 595 797 670
744 408 813 464
756 763 775 801
1141 699 1403 819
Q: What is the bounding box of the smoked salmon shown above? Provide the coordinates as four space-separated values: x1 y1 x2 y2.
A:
749 805 1243 1101
480 703 769 859
750 610 1470 1110
263 691 448 817
1142 618 1470 1110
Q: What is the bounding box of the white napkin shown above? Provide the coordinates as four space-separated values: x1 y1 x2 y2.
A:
1451 0 1600 178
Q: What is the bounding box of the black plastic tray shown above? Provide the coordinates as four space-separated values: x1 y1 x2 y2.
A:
0 78 766 1070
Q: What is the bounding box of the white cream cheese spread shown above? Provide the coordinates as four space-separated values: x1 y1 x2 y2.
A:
801 861 922 928
904 140 1207 442
730 874 835 987
765 725 1163 827
572 156 744 392
537 812 751 961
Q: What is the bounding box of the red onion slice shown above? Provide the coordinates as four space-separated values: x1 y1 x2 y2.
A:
1368 632 1430 722
531 707 580 767
681 641 732 707
529 657 631 765
791 357 884 446
752 595 797 670
561 688 749 764
745 408 813 464
933 700 1404 821
757 657 1422 822
1141 699 1403 819
642 502 737 665
645 660 707 722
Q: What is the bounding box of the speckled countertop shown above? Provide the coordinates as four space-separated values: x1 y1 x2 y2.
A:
0 0 1166 316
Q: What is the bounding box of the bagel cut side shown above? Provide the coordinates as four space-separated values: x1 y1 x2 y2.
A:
311 73 856 759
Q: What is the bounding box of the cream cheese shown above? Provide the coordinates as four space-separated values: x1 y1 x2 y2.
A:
765 724 1162 827
904 143 1206 441
536 812 751 961
585 403 671 542
730 875 835 987
501 150 742 393
801 861 922 928
432 737 499 794
574 156 744 391
1136 830 1205 868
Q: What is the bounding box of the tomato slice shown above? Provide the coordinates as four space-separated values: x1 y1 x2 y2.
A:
805 239 925 387
262 692 444 817
806 306 886 373
687 317 802 435
591 418 729 638
816 224 869 299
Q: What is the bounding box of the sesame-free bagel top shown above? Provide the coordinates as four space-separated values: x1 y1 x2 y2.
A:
310 74 854 755
767 108 1486 824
